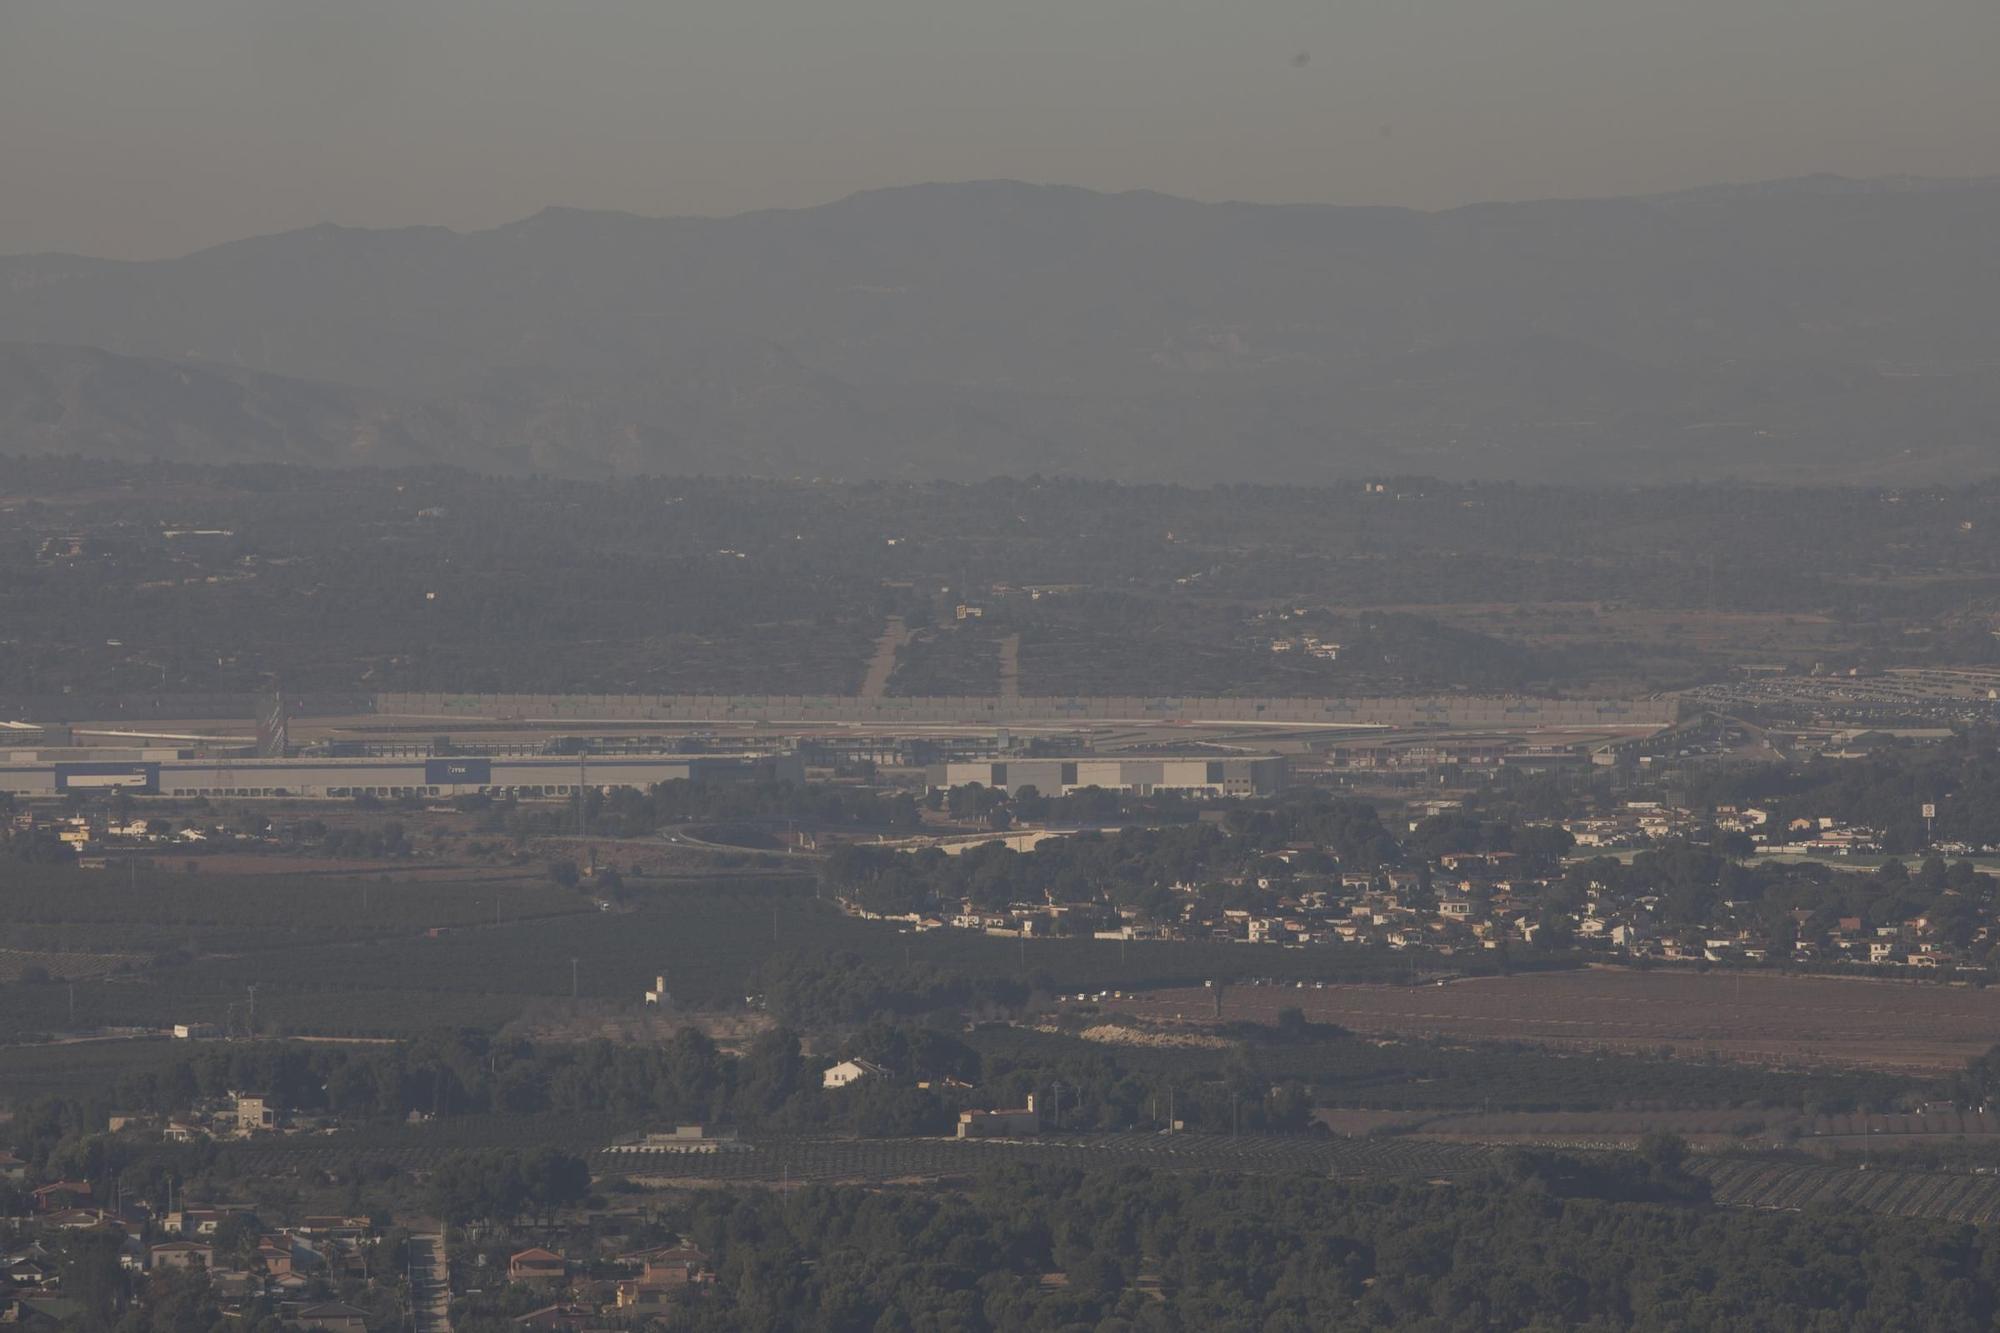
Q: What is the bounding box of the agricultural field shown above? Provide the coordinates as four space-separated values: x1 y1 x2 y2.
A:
0 862 592 956
0 1037 192 1103
3 979 541 1041
1700 1155 2000 1225
592 1131 2000 1227
1376 602 1853 691
0 946 143 983
1111 969 2000 1074
148 854 542 880
501 1001 775 1048
12 465 2000 701
214 1113 639 1171
603 1131 1497 1187
1 870 1495 1039
981 1025 1909 1115
60 1090 2000 1230
885 624 1002 696
179 1114 2000 1230
1312 1107 2000 1152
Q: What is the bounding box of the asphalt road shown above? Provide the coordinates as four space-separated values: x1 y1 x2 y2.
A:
409 1232 451 1333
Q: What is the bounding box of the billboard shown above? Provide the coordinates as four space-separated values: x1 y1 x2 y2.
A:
425 758 492 785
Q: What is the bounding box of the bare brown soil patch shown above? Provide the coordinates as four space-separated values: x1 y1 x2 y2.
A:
1113 969 2000 1074
502 1000 774 1049
1315 1106 2000 1153
1072 1024 1231 1050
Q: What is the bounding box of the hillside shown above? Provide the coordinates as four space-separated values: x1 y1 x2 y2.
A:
4 176 1999 481
0 343 466 468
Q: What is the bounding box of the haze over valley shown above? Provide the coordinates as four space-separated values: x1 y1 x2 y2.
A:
5 174 1998 484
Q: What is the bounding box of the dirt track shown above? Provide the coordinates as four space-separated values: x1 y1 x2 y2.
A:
859 616 910 698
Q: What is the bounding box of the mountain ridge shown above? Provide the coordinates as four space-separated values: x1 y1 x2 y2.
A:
13 172 1994 265
4 175 1999 483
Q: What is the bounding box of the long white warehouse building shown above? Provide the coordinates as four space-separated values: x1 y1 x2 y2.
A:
928 755 1286 798
0 752 802 800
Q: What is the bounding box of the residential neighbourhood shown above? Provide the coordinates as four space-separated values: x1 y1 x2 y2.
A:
836 792 2000 977
1 1198 385 1329
2 1169 730 1332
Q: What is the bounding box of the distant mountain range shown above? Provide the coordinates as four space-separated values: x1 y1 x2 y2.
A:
4 174 1999 483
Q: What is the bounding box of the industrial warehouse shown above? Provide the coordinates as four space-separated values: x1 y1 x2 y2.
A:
926 755 1286 798
0 751 803 801
2 746 1285 802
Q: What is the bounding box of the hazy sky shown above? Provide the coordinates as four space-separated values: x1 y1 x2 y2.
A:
5 0 1998 259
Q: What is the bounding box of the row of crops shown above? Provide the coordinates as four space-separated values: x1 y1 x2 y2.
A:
216 1115 634 1175
602 1133 1503 1185
1697 1156 2000 1223
208 1121 2000 1226
213 1129 1496 1183
601 1134 2000 1226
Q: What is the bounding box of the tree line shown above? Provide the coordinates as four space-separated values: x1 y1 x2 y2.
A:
643 1159 2000 1331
